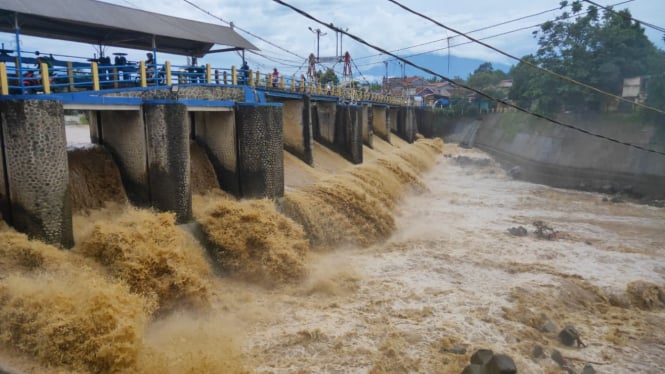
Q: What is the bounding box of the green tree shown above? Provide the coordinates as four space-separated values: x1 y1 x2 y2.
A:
316 68 339 85
466 62 507 89
511 0 665 114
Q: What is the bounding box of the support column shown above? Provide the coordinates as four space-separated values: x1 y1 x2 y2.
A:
0 99 73 248
99 110 149 205
333 104 363 164
282 96 313 165
312 101 336 144
235 103 284 198
361 104 373 148
193 111 239 195
372 105 390 143
396 107 417 143
388 107 399 135
143 102 192 223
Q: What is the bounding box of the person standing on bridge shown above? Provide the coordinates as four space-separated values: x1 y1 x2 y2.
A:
240 60 249 85
272 68 279 88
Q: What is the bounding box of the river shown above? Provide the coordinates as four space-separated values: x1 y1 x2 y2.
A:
0 126 662 373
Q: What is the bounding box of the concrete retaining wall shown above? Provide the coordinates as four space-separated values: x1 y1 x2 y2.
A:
453 112 665 199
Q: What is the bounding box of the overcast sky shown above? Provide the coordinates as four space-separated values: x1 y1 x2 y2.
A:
4 0 664 81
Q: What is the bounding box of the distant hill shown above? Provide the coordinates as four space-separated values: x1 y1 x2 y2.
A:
358 53 512 83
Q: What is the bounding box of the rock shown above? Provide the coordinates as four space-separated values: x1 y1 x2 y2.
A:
507 226 528 237
582 363 596 374
485 354 517 374
540 318 558 333
559 326 580 346
461 364 484 374
551 349 566 367
610 196 624 203
508 166 521 178
532 344 544 359
470 349 494 366
602 197 609 202
562 364 576 374
442 344 467 355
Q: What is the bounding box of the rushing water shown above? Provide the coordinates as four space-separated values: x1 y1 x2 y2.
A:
0 127 663 373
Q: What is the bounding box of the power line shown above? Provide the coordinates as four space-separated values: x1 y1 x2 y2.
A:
386 0 665 115
272 0 665 157
582 0 665 33
353 0 633 67
181 0 306 62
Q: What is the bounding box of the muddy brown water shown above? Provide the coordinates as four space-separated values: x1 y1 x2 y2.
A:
0 132 663 373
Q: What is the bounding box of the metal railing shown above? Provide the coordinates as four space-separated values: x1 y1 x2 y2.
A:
0 59 403 105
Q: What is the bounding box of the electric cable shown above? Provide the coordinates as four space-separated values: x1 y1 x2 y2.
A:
356 0 635 62
582 0 665 33
273 0 665 157
182 0 307 62
386 0 665 115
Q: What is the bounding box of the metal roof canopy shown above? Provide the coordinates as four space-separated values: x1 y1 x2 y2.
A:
0 0 258 57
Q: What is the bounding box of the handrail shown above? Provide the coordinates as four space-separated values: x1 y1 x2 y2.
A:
0 59 400 103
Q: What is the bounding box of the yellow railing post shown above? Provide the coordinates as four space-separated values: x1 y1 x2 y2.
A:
291 75 296 92
249 70 254 86
231 65 237 85
67 61 74 91
91 62 100 91
139 61 147 87
280 75 285 90
112 68 119 88
0 63 7 95
255 70 260 86
300 78 305 92
206 64 211 84
265 73 270 87
165 61 172 85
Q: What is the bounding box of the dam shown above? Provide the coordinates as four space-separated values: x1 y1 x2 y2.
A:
0 1 664 373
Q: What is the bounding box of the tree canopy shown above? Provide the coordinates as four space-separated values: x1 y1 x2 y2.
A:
509 0 665 114
466 62 507 89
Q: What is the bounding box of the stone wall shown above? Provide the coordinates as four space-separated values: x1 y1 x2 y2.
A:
143 103 192 223
235 103 284 198
106 86 245 102
0 99 73 247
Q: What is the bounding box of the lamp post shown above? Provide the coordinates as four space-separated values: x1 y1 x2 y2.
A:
308 27 327 63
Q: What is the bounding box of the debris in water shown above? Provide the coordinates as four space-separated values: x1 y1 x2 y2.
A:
507 226 528 237
533 220 559 240
559 325 586 347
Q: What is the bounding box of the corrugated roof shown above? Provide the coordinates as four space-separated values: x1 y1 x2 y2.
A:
0 0 257 56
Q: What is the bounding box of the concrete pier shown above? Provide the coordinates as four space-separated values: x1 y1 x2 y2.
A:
0 100 73 248
143 102 192 223
235 103 284 198
192 110 238 194
397 107 417 143
280 96 313 165
372 105 390 143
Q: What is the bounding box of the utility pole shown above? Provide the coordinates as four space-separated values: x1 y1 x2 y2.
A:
384 60 388 93
308 27 327 63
